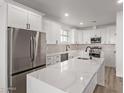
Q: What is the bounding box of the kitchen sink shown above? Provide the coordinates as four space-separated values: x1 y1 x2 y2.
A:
77 57 90 60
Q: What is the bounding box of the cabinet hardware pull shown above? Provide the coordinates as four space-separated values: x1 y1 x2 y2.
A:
26 24 29 29
29 24 30 29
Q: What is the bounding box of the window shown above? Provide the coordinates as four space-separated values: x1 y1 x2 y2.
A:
61 30 69 43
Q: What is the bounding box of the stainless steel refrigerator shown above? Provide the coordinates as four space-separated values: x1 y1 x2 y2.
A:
7 27 46 93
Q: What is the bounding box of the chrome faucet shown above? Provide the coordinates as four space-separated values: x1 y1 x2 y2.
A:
66 45 70 51
85 46 92 59
85 46 92 52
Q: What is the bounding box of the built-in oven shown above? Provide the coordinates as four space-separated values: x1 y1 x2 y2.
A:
89 46 102 58
91 37 101 44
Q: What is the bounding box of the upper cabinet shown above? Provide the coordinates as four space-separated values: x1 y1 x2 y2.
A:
8 4 42 32
73 30 83 44
106 26 116 44
81 25 116 44
77 30 83 44
8 4 28 29
28 11 42 31
43 19 61 44
82 30 91 44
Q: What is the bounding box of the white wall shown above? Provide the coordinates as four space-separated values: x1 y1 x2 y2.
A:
116 11 123 78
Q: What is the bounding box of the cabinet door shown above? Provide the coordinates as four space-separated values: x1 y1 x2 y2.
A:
68 29 75 44
73 30 78 44
28 11 42 31
46 21 56 44
78 31 83 44
46 56 54 66
83 30 91 44
8 4 28 29
100 29 106 44
54 55 60 63
51 22 61 44
109 26 116 44
83 74 97 93
43 20 52 44
44 19 61 44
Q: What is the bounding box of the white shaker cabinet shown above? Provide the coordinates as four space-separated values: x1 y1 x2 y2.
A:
74 30 78 44
81 25 116 44
43 19 54 44
46 55 60 66
68 29 75 44
73 30 83 44
53 55 61 63
46 56 54 66
28 11 42 31
83 74 97 93
107 26 116 44
82 30 91 44
8 4 28 29
100 29 106 44
43 19 61 44
8 4 42 32
52 22 61 44
77 31 83 44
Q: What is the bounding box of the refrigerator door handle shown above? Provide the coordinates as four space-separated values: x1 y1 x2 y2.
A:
30 36 33 61
33 36 36 62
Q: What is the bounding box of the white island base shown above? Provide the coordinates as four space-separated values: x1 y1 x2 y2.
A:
27 58 105 93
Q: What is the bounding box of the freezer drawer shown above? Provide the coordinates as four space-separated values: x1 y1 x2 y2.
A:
8 66 45 93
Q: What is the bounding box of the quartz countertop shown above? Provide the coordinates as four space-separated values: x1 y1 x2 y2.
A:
28 57 104 93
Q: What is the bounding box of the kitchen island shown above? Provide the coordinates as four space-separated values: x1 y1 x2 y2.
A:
27 57 105 93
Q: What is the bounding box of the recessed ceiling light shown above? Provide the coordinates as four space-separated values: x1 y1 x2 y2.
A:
64 13 69 17
80 77 83 81
80 22 84 25
117 0 123 4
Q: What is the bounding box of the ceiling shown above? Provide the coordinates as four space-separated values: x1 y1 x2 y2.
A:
13 0 123 28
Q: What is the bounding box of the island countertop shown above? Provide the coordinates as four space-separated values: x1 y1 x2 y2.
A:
27 57 104 93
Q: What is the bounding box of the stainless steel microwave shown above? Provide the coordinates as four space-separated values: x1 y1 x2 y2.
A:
91 37 101 43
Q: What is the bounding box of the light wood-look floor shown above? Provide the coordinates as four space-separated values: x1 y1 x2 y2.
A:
94 67 123 93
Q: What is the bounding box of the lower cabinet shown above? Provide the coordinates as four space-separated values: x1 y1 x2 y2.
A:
46 55 60 66
53 55 61 64
83 74 97 93
46 56 54 66
97 61 105 86
46 51 80 66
